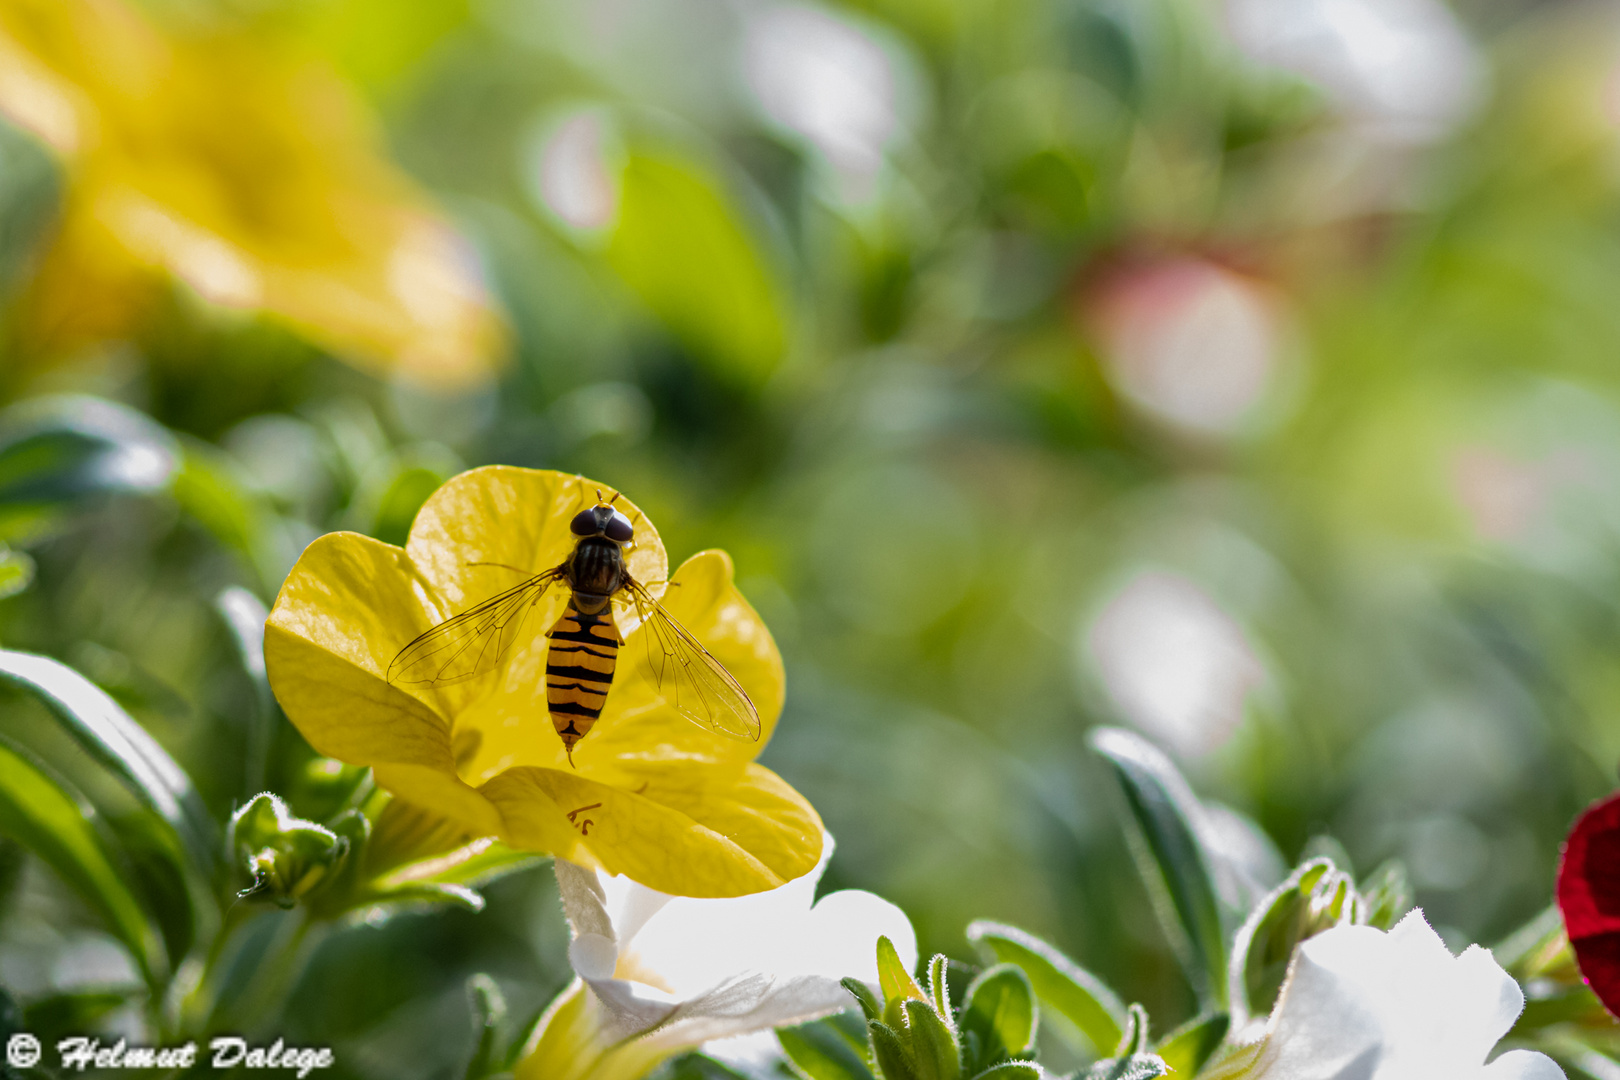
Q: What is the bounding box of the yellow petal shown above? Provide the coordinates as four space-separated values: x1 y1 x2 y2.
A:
585 550 785 764
0 0 505 383
457 549 783 780
265 532 464 766
264 465 822 899
481 762 822 898
404 465 667 609
515 980 671 1080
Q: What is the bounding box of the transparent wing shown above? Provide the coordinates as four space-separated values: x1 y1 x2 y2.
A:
388 571 562 687
627 581 762 742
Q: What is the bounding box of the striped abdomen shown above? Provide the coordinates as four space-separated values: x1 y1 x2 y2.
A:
545 598 620 757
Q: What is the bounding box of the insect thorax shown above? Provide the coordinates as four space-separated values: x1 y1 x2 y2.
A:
567 536 625 605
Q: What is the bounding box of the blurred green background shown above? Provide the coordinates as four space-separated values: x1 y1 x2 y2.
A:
2 0 1620 1072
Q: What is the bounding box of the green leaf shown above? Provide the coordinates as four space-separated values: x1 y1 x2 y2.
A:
879 935 927 1024
900 998 961 1080
1358 860 1413 931
1495 904 1575 982
1081 1056 1168 1080
1115 1004 1149 1057
376 837 545 891
968 1066 1042 1080
170 441 287 592
0 648 215 875
959 965 1036 1072
0 545 33 600
1089 728 1228 1009
230 792 349 907
23 990 134 1043
929 954 953 1022
1154 1012 1228 1078
1229 858 1357 1025
870 1021 915 1080
0 395 178 543
464 973 507 1080
0 738 164 986
965 921 1127 1058
843 978 883 1023
606 150 786 384
779 1017 878 1080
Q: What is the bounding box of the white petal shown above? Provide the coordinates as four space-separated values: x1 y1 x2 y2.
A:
555 859 613 940
570 934 618 981
643 974 854 1049
585 975 681 1040
800 889 917 983
1483 1050 1568 1080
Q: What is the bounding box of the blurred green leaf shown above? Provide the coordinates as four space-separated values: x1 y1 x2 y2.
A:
0 647 214 874
966 921 1126 1059
0 545 33 600
463 973 507 1080
171 441 286 592
22 989 134 1044
1090 728 1228 1010
1154 1012 1228 1078
0 737 164 986
1358 860 1413 932
0 395 177 543
779 1016 879 1080
607 150 786 384
959 964 1036 1072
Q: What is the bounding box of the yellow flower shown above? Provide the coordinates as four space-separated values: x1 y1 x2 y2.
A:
264 466 823 898
0 0 504 384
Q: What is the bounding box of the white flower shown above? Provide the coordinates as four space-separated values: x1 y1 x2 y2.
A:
518 832 915 1080
1244 910 1564 1080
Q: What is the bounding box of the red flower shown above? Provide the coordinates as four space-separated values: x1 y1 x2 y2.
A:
1557 791 1620 1014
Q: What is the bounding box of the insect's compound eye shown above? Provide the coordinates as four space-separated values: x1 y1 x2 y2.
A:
569 509 599 536
604 509 634 543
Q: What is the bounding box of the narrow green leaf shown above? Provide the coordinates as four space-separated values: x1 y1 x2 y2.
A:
779 1018 879 1080
0 648 214 874
377 837 546 891
1154 1012 1228 1078
464 973 507 1080
843 978 883 1023
929 955 953 1023
1089 728 1228 1009
1116 1005 1149 1057
960 965 1036 1071
966 921 1126 1058
0 395 178 543
1496 904 1575 982
0 738 164 986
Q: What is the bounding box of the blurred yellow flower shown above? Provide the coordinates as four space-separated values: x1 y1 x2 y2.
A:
0 0 504 383
264 466 823 899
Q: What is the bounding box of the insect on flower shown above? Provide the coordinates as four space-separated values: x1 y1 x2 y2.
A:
386 490 762 764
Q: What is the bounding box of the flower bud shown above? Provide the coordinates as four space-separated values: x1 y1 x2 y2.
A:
229 792 350 908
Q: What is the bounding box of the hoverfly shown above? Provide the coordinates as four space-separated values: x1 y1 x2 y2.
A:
386 492 761 763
